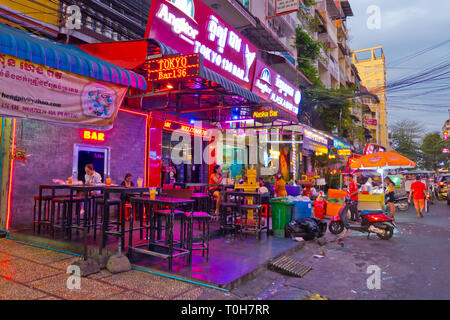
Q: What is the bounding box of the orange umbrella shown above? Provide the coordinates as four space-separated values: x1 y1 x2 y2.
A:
350 152 416 170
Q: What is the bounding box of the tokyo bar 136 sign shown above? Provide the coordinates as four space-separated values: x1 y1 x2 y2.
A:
252 60 302 115
145 0 257 91
147 54 201 82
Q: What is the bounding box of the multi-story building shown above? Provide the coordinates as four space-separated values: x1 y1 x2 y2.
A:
353 46 389 149
0 0 151 43
59 0 150 43
0 0 60 36
203 0 311 88
360 87 381 146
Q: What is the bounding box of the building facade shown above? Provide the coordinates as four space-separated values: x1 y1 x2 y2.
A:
353 46 389 149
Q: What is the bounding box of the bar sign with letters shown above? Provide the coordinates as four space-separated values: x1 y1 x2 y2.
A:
146 54 201 82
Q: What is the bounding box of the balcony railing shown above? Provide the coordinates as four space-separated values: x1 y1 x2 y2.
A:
329 57 339 80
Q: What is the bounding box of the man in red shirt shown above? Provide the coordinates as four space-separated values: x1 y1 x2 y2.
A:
345 174 359 221
409 176 427 218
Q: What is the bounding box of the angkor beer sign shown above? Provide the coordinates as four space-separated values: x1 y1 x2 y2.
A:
147 54 200 82
252 60 302 115
145 0 257 91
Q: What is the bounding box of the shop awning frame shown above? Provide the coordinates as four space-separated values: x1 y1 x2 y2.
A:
0 23 147 90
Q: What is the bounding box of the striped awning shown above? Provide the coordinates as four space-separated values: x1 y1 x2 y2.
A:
0 23 146 90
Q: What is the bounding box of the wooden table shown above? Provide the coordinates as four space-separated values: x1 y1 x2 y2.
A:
37 184 72 233
128 196 195 272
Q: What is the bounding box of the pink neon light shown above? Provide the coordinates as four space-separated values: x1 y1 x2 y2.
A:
119 108 149 117
119 108 149 186
6 119 17 230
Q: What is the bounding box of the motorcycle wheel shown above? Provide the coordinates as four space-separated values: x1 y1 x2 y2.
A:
376 224 394 240
397 201 410 211
328 221 344 235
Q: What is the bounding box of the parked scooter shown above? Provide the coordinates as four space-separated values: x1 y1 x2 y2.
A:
329 198 398 240
394 194 410 211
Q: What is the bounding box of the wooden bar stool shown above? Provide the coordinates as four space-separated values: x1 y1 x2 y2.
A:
94 197 121 241
50 196 84 238
33 195 53 233
183 211 211 263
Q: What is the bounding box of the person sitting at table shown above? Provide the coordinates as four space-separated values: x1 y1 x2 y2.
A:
121 173 134 188
79 164 102 217
209 165 223 216
274 174 287 197
258 178 273 197
238 176 248 184
85 164 102 185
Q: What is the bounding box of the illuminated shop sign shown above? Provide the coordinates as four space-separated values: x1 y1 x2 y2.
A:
364 143 385 155
147 54 200 82
253 109 279 118
338 149 352 156
146 0 257 90
365 119 377 126
163 120 209 137
333 139 352 150
252 60 301 115
82 130 105 142
303 139 328 154
304 129 327 145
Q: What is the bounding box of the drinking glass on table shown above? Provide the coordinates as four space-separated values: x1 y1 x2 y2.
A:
106 176 111 186
137 177 143 188
149 187 157 199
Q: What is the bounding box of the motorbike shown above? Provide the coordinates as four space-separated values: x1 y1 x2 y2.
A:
394 194 410 211
328 198 398 240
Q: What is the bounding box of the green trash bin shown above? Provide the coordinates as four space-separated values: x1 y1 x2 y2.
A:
270 197 295 237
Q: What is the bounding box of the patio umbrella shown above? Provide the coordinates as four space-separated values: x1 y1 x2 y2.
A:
349 152 416 190
349 152 416 170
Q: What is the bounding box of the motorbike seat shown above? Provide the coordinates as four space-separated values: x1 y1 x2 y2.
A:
361 210 383 216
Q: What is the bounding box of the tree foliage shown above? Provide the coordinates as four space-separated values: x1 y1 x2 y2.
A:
391 120 423 164
421 132 449 170
295 27 325 87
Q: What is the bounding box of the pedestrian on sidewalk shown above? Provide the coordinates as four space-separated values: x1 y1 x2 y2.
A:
385 177 396 220
345 174 359 221
409 176 427 218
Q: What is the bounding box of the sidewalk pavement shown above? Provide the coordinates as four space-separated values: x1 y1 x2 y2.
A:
0 238 237 300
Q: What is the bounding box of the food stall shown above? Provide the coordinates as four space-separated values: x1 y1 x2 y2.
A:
350 151 416 211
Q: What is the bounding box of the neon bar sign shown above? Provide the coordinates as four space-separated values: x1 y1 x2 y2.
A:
82 130 105 142
252 60 301 115
146 0 257 91
253 109 278 118
163 120 209 137
147 54 200 82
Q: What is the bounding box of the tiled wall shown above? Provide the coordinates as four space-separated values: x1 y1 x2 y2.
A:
9 111 146 229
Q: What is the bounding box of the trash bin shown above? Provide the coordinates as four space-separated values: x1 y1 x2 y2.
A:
292 200 312 220
314 200 326 219
270 198 294 237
